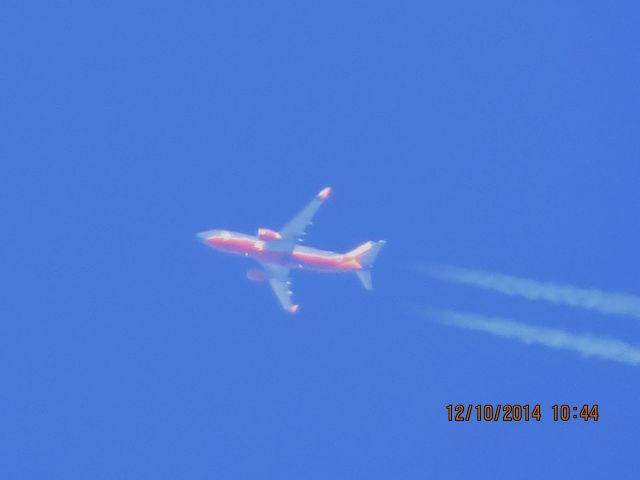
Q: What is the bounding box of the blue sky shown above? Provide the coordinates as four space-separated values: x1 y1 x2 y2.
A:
2 1 640 478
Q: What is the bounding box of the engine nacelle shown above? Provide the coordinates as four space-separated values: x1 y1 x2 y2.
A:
247 269 267 282
257 228 282 241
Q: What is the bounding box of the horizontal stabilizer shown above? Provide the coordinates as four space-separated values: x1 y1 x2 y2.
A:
356 270 373 290
346 240 386 268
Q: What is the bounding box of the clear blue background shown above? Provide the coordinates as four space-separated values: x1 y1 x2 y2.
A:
2 1 639 478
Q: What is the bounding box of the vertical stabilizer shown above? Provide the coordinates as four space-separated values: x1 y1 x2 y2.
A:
346 240 386 290
346 240 386 268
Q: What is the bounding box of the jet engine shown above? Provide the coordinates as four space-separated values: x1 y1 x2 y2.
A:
246 269 267 282
257 228 282 241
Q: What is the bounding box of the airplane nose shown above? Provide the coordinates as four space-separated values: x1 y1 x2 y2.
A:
196 229 219 242
196 230 228 245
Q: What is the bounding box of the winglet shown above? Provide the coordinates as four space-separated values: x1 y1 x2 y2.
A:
318 187 332 201
288 304 300 314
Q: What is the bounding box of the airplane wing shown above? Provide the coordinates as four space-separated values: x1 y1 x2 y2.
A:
261 263 299 313
278 187 332 246
259 187 332 311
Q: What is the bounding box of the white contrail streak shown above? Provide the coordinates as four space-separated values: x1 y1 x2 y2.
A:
426 309 640 366
423 265 640 319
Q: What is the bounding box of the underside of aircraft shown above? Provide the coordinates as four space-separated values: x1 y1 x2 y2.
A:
197 187 385 313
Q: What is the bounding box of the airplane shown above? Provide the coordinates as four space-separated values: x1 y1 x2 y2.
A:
196 187 385 313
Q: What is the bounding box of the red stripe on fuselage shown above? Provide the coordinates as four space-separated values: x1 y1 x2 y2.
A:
291 249 346 269
205 232 360 272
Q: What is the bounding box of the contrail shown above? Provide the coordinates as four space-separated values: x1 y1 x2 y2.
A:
422 265 640 319
425 309 640 366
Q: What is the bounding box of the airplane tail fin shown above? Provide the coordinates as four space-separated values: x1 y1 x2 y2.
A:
356 270 373 290
346 240 386 268
346 240 386 290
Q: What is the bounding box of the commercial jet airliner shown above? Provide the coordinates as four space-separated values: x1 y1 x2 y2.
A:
197 187 385 313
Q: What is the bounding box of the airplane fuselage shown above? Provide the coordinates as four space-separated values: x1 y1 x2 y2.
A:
197 186 385 313
199 229 362 272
